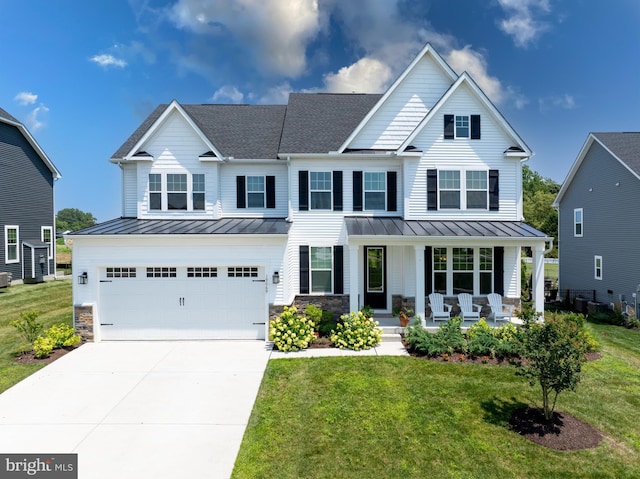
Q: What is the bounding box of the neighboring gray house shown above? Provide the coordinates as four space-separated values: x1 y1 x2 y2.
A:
0 107 61 282
554 132 640 308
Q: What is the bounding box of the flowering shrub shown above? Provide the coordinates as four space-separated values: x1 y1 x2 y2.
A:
269 306 316 352
331 311 382 350
33 336 55 359
45 324 82 348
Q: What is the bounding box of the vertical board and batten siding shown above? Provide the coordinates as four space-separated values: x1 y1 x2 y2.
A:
71 236 288 309
121 164 137 217
219 162 288 218
0 122 55 279
406 83 521 221
348 54 453 150
559 141 640 303
134 110 219 219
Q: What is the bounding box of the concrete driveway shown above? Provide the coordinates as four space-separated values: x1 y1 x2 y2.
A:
0 341 272 478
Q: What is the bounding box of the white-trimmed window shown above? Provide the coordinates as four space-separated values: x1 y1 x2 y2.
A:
439 171 461 209
41 226 53 260
574 208 583 237
309 172 332 210
148 173 205 212
107 267 137 278
432 247 494 295
187 267 217 278
228 267 258 278
594 256 602 280
4 225 19 264
247 176 265 208
455 115 470 138
364 172 386 210
311 246 332 293
146 267 177 278
466 171 488 209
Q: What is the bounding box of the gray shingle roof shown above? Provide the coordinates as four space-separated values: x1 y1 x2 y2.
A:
592 132 640 176
279 93 382 153
0 107 20 124
111 93 382 160
70 217 291 236
345 217 547 238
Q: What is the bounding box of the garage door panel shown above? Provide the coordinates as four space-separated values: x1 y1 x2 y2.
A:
98 267 266 340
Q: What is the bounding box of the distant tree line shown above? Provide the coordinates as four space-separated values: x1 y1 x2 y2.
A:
522 165 560 257
56 208 97 233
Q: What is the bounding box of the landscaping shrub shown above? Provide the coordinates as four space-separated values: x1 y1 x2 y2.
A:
514 310 592 421
405 317 467 356
33 336 55 359
10 310 44 344
304 304 336 337
331 311 381 350
45 323 82 348
270 306 316 352
467 324 500 357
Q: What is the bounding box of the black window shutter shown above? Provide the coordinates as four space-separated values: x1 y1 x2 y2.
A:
353 171 363 211
444 114 454 139
387 171 397 212
300 245 309 294
236 176 246 208
333 245 344 294
299 171 309 211
493 247 504 295
489 170 499 211
427 169 438 210
425 246 433 295
266 176 276 208
333 171 343 211
471 115 481 139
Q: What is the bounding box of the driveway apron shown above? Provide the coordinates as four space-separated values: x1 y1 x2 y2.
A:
0 341 272 478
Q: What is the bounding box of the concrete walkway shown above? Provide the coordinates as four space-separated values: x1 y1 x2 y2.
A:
0 337 408 478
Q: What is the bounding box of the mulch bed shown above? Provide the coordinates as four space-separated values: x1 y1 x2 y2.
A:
14 345 80 365
509 406 604 451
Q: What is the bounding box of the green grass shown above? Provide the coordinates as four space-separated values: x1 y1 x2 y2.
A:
0 280 72 393
522 261 558 282
233 323 640 479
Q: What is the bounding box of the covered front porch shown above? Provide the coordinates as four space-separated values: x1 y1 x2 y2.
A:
344 217 552 323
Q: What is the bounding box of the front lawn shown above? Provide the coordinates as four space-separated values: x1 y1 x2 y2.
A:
233 323 640 479
0 280 72 393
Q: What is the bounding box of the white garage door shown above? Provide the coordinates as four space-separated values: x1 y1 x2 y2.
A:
98 266 266 340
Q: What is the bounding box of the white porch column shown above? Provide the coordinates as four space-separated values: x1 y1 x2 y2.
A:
532 243 545 315
414 245 426 326
349 244 360 314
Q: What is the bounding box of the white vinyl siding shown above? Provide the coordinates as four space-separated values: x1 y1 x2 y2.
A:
348 54 453 150
122 163 137 217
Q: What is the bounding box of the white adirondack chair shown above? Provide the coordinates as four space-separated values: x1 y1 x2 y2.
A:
428 293 452 322
457 293 481 322
487 293 514 324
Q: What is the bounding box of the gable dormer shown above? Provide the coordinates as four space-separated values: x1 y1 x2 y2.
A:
339 44 458 151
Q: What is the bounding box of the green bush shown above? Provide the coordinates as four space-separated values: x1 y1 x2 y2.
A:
304 305 336 337
10 310 44 343
270 306 316 352
331 311 381 350
467 325 500 357
405 317 467 356
45 323 82 348
33 336 55 359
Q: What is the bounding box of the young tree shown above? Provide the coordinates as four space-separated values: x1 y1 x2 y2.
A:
56 208 97 233
515 311 590 421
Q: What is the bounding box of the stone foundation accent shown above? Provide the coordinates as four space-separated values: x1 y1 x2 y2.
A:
74 305 94 342
269 295 350 321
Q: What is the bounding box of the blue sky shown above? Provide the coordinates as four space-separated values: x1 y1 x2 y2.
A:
1 0 639 222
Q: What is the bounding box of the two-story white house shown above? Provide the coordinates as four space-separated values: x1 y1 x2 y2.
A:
68 44 551 341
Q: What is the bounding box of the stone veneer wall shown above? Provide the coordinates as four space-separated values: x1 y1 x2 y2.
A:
74 305 94 342
269 295 350 321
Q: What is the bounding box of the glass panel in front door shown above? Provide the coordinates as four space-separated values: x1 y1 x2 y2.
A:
367 247 384 292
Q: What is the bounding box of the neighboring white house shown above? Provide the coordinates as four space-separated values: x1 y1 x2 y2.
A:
68 43 551 341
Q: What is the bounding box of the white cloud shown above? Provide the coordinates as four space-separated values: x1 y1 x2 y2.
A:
14 92 38 106
211 85 244 103
256 82 293 105
322 57 393 93
25 104 49 131
497 0 551 48
90 54 128 68
169 0 321 78
539 94 576 112
446 46 505 104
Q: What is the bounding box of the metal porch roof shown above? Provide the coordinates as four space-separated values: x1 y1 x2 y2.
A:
345 217 547 238
70 217 291 236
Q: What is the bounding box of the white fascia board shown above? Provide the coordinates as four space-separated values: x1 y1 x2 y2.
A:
117 100 224 162
399 72 532 157
0 117 61 179
337 43 459 154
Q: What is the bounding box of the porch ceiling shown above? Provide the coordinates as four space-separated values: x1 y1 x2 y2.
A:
345 217 547 239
